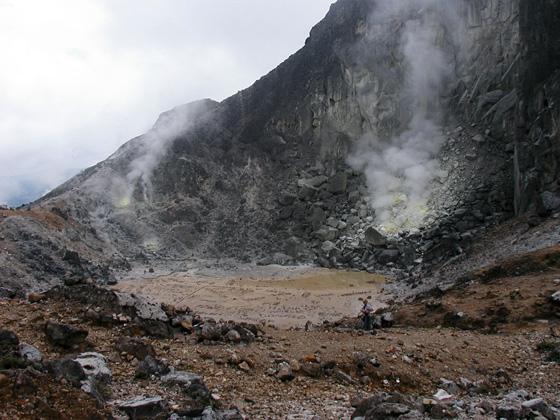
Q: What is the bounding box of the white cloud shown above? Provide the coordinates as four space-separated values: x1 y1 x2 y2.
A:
0 0 334 206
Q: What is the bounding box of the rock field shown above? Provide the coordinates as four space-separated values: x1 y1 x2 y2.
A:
1 237 560 419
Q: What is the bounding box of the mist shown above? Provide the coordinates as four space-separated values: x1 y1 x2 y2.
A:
349 0 466 233
101 100 216 210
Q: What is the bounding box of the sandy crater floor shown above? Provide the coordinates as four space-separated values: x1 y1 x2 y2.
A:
113 263 387 328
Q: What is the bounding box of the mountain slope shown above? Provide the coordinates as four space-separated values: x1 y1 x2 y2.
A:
1 0 559 296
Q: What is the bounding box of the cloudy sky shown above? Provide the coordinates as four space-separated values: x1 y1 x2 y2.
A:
0 0 335 207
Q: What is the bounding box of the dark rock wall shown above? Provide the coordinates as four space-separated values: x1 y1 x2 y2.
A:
516 0 560 214
520 0 560 99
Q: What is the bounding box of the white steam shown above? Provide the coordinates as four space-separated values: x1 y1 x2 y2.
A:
106 100 215 209
349 0 465 232
125 110 188 202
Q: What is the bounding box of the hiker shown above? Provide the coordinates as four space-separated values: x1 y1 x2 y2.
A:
360 298 373 331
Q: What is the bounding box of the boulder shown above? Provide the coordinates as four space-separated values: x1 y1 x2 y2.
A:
271 252 295 266
364 227 386 246
298 176 328 189
321 241 337 253
537 191 560 216
348 190 360 204
0 287 16 300
73 352 112 384
334 370 357 385
19 343 42 364
45 285 172 338
313 227 339 241
378 249 400 265
433 389 452 401
44 321 88 348
367 402 410 418
116 337 157 361
439 378 459 395
380 312 394 327
44 358 87 387
521 398 556 420
297 185 316 201
278 192 297 206
114 292 170 324
137 356 170 377
310 207 326 230
179 318 194 331
27 293 45 303
279 206 293 220
496 404 523 420
276 362 295 381
0 330 23 368
328 173 348 194
300 362 322 378
351 393 422 419
118 396 170 420
13 369 38 394
199 323 222 341
161 370 213 406
232 325 256 342
225 329 242 343
0 329 19 349
62 249 81 266
193 407 243 420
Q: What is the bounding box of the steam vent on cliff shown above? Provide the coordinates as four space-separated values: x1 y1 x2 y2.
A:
1 1 560 419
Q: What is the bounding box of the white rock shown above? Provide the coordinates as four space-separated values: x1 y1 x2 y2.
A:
433 389 452 400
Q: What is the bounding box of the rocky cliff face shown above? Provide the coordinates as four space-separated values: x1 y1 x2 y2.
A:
2 0 559 294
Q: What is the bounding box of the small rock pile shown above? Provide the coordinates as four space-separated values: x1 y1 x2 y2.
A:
351 390 560 420
0 284 263 419
43 284 265 345
1 326 244 419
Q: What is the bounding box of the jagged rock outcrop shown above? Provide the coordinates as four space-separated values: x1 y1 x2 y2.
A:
0 0 559 294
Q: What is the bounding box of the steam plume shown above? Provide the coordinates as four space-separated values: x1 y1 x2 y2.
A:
108 99 215 208
349 0 465 232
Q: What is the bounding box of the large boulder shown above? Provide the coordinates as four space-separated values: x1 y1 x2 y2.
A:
19 343 42 364
136 356 170 377
44 358 87 387
74 352 112 385
364 227 386 246
0 329 19 350
44 321 88 348
328 173 348 194
116 337 157 361
161 369 213 407
118 396 170 420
